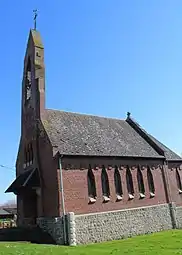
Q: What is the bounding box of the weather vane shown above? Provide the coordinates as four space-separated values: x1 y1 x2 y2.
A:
33 9 38 30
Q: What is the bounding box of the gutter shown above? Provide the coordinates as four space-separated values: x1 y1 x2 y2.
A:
58 155 67 244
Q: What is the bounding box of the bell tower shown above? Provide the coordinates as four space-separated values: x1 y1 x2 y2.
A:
21 29 45 135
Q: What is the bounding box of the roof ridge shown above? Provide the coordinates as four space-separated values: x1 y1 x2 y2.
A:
44 109 181 160
45 108 125 121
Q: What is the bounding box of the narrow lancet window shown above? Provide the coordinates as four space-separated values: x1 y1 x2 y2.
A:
126 166 134 199
147 166 155 197
137 166 145 198
27 144 30 166
30 143 33 164
176 168 182 194
87 165 97 203
101 166 110 202
114 166 123 201
24 148 27 168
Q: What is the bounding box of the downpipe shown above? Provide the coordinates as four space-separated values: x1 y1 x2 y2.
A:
59 156 67 244
162 161 177 229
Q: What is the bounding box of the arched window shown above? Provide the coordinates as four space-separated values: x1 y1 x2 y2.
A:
126 166 134 199
101 166 110 201
114 166 123 200
30 143 33 163
87 165 97 203
176 168 182 193
147 166 155 197
137 166 145 198
24 148 27 168
27 144 31 166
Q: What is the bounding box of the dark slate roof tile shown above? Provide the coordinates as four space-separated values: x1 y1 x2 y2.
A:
0 209 10 215
148 134 181 160
43 109 163 158
127 117 181 161
3 208 17 215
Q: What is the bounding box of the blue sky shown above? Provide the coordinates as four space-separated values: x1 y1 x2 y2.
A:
0 0 182 204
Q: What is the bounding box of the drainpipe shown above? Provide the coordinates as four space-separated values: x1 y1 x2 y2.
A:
58 155 67 244
162 160 177 229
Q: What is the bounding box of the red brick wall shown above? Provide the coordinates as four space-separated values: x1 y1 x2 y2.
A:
167 163 182 206
38 126 60 217
61 157 167 215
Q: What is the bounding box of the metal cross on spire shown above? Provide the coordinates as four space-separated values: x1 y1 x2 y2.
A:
33 9 38 30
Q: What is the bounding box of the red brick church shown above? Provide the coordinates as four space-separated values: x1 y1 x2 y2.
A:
6 28 182 245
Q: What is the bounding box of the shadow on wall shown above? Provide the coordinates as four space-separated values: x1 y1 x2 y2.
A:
0 226 56 244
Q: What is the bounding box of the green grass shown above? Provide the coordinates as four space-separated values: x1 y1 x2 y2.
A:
0 219 11 222
1 230 182 255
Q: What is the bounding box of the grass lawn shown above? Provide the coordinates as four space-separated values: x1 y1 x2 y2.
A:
0 230 182 255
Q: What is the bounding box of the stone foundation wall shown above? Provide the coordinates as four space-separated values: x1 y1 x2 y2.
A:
19 217 35 227
176 206 182 229
36 217 64 244
75 204 173 244
36 204 182 245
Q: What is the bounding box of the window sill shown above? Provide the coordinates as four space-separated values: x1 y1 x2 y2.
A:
103 196 110 202
116 195 122 201
88 197 96 204
128 194 134 200
139 193 145 199
150 192 155 198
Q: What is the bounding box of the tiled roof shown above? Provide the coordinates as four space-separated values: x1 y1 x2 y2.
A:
126 117 181 161
42 109 181 160
0 209 10 215
5 169 40 194
3 208 17 215
147 134 181 160
5 170 32 193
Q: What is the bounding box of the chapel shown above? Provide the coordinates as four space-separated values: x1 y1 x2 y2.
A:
5 28 182 245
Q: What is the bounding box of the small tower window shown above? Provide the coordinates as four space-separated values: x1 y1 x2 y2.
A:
23 143 33 169
126 166 134 199
87 165 97 203
176 168 182 194
27 144 30 166
114 166 123 201
25 58 32 103
101 166 110 202
30 143 33 164
147 166 155 197
24 148 27 168
137 166 145 199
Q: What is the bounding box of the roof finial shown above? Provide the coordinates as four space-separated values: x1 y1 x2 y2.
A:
33 9 38 30
127 112 131 118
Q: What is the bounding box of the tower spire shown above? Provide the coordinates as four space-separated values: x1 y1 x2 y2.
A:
33 9 38 30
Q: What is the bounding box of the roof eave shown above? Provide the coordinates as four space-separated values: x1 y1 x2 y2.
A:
166 159 182 163
126 116 165 157
54 152 165 160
